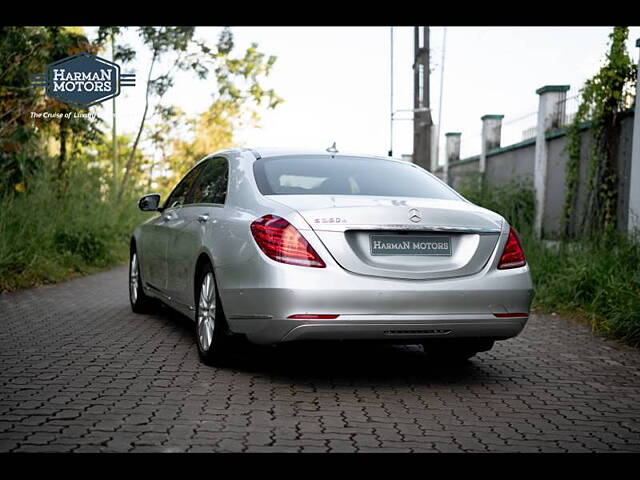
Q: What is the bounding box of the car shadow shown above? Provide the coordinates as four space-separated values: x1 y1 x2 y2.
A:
225 341 492 387
149 304 495 386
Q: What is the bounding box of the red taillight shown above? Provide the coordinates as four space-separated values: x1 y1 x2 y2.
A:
497 227 526 269
250 214 326 268
288 314 339 319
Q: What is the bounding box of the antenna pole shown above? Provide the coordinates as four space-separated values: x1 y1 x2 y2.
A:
435 27 447 169
412 26 433 171
389 26 394 157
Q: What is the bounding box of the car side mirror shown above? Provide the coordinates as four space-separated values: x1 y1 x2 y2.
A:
138 193 162 212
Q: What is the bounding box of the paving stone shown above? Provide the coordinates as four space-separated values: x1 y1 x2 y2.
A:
1 266 639 452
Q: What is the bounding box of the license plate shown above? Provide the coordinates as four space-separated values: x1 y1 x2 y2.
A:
370 235 452 256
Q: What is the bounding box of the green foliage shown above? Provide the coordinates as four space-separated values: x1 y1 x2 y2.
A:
458 173 535 235
524 231 640 347
0 26 104 185
53 229 109 263
96 27 283 201
158 99 237 190
563 27 637 237
0 163 144 292
0 26 282 292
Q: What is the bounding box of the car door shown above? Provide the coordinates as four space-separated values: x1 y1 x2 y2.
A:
143 161 207 295
165 156 229 308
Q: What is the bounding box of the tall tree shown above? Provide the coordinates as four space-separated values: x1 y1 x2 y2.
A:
96 26 282 201
0 27 103 187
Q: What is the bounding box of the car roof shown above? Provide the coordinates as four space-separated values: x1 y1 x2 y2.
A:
224 147 409 164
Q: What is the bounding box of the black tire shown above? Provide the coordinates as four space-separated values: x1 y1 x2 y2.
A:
421 339 495 362
194 262 232 366
129 244 157 314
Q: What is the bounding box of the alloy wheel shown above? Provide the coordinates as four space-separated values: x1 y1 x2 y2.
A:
130 253 139 305
197 272 216 352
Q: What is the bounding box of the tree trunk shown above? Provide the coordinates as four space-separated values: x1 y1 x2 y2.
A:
147 157 155 191
117 53 156 202
58 115 67 181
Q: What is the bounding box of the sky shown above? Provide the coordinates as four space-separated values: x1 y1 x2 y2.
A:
87 26 640 167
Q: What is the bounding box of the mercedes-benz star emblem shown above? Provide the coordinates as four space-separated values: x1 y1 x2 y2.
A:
409 208 421 223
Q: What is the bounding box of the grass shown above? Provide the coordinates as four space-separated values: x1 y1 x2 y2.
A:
458 176 640 347
0 166 145 292
522 232 640 346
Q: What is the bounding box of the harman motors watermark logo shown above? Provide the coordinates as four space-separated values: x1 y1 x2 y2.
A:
30 53 135 108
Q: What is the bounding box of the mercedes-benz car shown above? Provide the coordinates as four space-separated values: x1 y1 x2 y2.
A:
129 148 533 365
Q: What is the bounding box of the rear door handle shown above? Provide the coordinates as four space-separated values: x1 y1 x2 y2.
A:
197 214 210 224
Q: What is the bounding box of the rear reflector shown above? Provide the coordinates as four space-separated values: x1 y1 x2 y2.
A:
497 227 527 269
250 214 326 268
493 312 529 318
288 314 339 319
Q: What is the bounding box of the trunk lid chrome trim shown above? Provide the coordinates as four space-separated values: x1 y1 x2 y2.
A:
314 224 501 234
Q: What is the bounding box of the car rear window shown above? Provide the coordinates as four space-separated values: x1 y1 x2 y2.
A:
253 155 461 200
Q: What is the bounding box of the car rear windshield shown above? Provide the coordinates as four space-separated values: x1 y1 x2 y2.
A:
253 155 461 200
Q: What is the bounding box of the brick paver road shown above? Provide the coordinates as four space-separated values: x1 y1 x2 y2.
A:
1 265 639 452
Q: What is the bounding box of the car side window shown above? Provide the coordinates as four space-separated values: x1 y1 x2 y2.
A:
188 157 229 205
164 161 208 209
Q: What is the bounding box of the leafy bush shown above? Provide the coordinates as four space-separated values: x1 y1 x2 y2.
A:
53 229 110 263
0 163 144 292
524 231 640 346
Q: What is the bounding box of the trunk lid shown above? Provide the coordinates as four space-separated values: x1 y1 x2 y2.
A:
270 195 504 280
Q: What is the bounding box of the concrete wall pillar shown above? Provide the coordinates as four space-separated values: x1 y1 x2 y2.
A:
628 39 640 233
533 85 570 238
479 115 504 175
444 132 461 186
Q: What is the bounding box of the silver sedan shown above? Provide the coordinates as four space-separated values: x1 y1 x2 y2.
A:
130 148 533 365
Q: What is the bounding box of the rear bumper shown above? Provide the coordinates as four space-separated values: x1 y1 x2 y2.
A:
216 247 534 345
230 314 527 345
